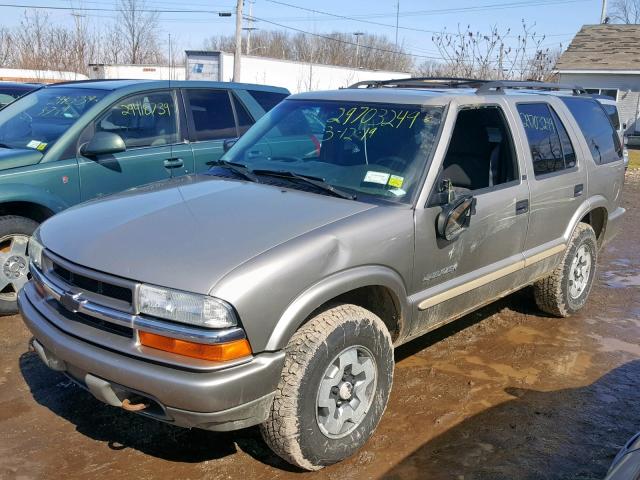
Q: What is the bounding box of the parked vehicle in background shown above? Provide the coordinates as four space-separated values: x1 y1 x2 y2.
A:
605 431 640 480
0 79 289 314
0 82 41 108
19 78 625 470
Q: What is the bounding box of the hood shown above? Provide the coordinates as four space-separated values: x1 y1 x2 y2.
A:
0 148 43 171
40 175 376 294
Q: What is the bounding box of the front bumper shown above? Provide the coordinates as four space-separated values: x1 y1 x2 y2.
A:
19 284 285 431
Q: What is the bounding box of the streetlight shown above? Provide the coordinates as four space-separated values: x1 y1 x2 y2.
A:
353 32 364 68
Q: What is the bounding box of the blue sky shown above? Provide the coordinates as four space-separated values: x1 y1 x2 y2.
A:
1 0 605 64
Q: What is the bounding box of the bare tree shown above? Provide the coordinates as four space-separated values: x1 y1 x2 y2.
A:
423 22 557 81
609 0 640 23
111 0 164 64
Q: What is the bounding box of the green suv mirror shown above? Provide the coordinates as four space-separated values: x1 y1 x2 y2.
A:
82 132 126 157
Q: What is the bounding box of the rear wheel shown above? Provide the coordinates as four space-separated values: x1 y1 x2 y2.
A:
0 216 38 315
534 223 597 317
260 304 394 470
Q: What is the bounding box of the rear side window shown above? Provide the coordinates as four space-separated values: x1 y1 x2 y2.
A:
185 89 237 141
601 103 620 130
517 103 576 177
560 97 622 164
248 90 288 112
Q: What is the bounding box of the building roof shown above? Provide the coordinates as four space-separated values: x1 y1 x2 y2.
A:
556 24 640 72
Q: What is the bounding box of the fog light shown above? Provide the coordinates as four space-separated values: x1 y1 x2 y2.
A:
139 331 252 362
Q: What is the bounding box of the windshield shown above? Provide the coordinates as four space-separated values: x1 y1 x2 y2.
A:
222 99 444 203
0 87 107 152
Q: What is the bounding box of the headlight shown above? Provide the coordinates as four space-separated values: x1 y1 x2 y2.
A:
28 234 44 271
137 284 237 329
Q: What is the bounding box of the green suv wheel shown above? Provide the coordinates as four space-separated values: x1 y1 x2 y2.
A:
0 216 38 315
260 304 394 470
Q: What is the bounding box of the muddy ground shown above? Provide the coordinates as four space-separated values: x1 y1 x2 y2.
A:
1 173 639 480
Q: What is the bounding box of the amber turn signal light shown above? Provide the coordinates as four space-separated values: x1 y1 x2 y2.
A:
139 331 252 362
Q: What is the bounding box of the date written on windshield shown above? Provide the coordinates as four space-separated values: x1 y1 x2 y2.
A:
327 107 424 129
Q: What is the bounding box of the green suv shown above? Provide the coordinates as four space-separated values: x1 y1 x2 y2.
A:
0 79 289 314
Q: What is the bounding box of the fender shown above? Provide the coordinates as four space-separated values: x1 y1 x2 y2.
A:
563 194 608 242
0 183 70 215
265 265 411 351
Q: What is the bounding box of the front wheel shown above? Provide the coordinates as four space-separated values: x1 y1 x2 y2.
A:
260 304 394 470
0 215 39 315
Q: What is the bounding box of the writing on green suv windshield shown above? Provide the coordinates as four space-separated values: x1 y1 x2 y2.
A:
0 87 107 152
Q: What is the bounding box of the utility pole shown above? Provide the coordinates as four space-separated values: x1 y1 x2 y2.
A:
168 33 172 81
244 0 257 55
600 0 608 23
353 32 364 68
233 0 243 82
395 0 400 49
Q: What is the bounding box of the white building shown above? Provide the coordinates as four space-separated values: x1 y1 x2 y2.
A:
185 50 410 93
0 67 87 83
556 24 640 135
88 64 185 81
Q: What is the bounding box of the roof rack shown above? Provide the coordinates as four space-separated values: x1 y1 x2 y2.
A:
348 76 489 89
348 77 587 96
475 80 586 95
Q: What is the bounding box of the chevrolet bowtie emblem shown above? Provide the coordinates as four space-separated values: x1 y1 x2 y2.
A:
60 292 86 313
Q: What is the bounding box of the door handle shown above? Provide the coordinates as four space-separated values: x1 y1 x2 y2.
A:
515 199 529 215
574 183 584 197
163 158 184 169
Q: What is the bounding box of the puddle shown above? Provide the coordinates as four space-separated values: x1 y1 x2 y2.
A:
600 259 640 288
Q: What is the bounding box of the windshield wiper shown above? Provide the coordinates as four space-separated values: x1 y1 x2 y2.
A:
253 169 356 200
207 159 260 183
0 143 13 149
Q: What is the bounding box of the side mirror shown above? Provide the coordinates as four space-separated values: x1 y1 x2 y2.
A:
223 137 238 153
81 132 126 157
436 194 476 241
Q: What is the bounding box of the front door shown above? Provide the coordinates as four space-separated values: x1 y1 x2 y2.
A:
78 89 192 201
410 103 530 338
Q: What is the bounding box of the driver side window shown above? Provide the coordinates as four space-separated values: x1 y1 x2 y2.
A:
439 105 518 193
96 91 178 149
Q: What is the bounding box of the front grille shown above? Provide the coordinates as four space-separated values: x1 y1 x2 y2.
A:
48 298 134 338
51 263 133 304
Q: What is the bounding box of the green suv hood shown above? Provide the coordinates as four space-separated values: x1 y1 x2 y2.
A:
0 148 43 171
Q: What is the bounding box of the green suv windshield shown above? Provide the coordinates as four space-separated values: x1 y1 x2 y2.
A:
222 100 444 203
0 87 106 152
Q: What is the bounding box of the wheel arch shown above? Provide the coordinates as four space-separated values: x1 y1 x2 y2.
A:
564 195 608 248
0 184 67 224
265 266 410 351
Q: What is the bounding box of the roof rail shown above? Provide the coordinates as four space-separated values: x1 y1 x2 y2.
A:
475 80 586 95
348 76 489 89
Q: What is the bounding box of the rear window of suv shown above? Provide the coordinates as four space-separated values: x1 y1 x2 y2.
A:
560 97 623 165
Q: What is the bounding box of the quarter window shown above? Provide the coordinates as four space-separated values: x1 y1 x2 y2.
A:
560 97 623 165
96 91 178 149
248 90 288 112
186 90 237 141
517 103 575 176
231 95 253 136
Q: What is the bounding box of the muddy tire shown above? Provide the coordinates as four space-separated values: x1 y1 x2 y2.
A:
260 304 394 471
533 223 597 317
0 215 38 316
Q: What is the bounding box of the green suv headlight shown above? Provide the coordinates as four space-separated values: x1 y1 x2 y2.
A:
28 234 44 271
137 284 237 329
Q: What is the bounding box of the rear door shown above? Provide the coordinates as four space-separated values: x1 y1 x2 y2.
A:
513 100 587 255
183 89 253 174
78 89 192 201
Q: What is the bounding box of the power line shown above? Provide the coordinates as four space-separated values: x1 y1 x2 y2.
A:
264 0 588 37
